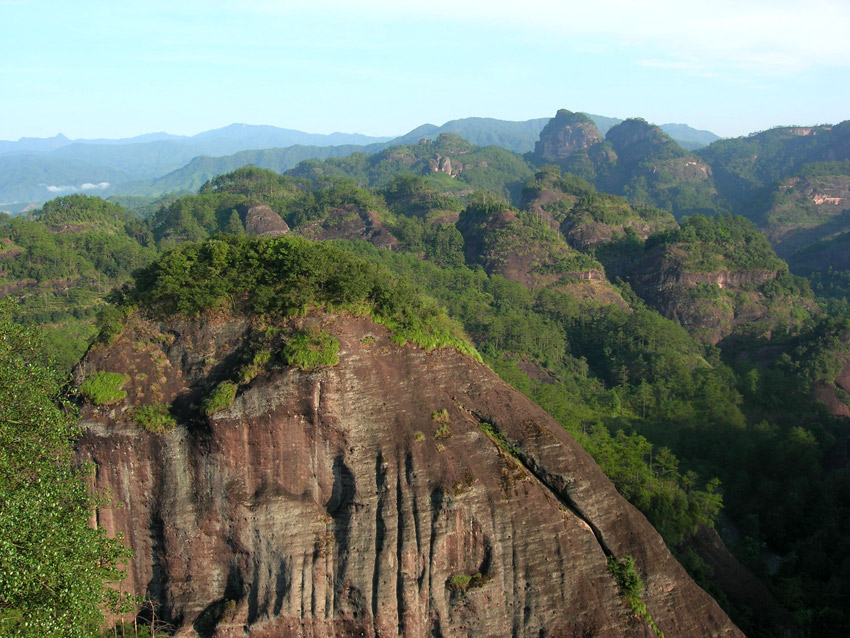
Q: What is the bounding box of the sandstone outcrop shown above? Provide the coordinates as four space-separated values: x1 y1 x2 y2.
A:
240 203 291 238
532 110 604 163
76 311 743 637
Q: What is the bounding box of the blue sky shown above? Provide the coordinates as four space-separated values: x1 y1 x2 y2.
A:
2 0 849 141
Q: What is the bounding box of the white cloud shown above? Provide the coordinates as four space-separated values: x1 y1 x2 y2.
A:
43 182 110 193
44 184 76 193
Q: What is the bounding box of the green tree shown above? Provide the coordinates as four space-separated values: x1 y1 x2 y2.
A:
0 304 130 636
225 210 244 235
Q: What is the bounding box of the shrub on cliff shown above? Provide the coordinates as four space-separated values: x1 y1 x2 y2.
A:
131 403 176 433
203 381 238 416
281 327 339 370
80 371 130 406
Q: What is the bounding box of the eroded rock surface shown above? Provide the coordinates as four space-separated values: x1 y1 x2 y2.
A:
532 110 604 162
241 203 290 237
77 312 743 637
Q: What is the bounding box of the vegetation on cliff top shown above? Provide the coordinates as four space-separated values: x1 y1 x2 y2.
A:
127 233 479 360
645 214 786 273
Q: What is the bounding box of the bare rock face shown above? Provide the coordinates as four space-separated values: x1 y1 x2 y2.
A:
77 311 743 637
297 205 398 250
241 203 290 237
533 110 604 162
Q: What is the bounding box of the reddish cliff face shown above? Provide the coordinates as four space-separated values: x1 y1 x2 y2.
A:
533 110 604 162
77 311 742 637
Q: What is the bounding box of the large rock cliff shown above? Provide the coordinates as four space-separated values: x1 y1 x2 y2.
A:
76 310 743 637
532 110 604 163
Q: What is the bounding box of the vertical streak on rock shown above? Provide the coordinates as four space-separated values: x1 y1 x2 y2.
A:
272 557 289 616
324 530 334 621
372 452 387 622
405 451 421 557
427 487 444 635
301 551 311 619
395 453 406 637
510 528 521 638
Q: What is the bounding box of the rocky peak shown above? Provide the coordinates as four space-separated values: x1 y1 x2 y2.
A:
428 153 459 177
532 109 604 162
605 118 681 164
76 306 743 637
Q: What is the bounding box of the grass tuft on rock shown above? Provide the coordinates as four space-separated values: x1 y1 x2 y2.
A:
281 327 339 370
131 403 176 433
203 381 238 416
79 372 130 405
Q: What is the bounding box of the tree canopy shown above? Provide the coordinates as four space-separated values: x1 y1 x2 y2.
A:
0 304 129 636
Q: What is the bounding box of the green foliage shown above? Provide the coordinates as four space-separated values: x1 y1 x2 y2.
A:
608 556 663 637
479 422 522 457
79 371 130 405
432 409 452 439
698 121 850 212
238 349 272 384
0 195 156 371
457 200 604 278
95 304 130 346
0 305 131 636
446 572 487 595
281 327 340 370
203 381 238 416
646 213 786 273
287 133 534 204
130 234 479 359
432 408 450 423
131 403 176 433
382 174 463 219
36 195 133 229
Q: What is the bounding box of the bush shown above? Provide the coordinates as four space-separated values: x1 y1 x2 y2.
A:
432 409 452 439
79 372 130 405
131 403 176 433
281 327 339 370
129 234 480 360
447 572 488 595
238 349 272 384
607 555 663 637
203 381 238 416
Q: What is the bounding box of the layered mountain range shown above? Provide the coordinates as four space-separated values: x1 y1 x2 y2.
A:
0 115 718 206
4 108 850 636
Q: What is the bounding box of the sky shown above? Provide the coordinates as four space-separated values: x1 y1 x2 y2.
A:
1 0 849 141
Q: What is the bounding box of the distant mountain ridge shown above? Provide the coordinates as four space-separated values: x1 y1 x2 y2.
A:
0 123 393 156
0 116 720 206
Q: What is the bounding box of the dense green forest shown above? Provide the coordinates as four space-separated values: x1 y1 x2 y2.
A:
4 131 850 637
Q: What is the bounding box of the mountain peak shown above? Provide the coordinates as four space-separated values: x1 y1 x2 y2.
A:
532 109 604 163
